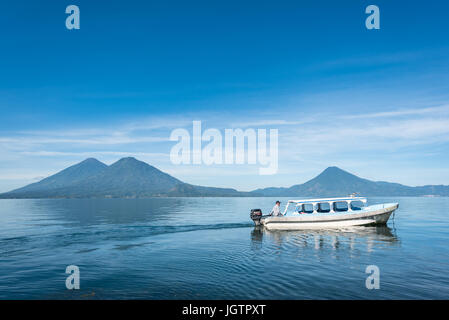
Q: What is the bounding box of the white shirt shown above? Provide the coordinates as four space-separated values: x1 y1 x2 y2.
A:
271 204 281 216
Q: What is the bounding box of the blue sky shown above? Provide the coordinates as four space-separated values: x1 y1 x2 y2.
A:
1 0 449 192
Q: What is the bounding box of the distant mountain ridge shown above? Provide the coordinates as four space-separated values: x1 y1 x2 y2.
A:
0 157 254 198
252 166 449 197
1 160 448 198
3 158 109 198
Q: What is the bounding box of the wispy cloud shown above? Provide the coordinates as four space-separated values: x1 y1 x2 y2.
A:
0 136 168 146
281 114 449 155
19 151 169 158
342 105 449 120
1 103 449 189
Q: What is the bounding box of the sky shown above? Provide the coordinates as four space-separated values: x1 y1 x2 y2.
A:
1 0 449 192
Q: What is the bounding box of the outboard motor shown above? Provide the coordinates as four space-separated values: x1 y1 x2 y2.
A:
250 209 263 226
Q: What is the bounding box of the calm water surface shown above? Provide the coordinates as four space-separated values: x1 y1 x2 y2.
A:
0 197 448 299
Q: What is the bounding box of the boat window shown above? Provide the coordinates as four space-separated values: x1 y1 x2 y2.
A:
350 201 364 210
317 202 330 213
286 205 297 215
302 204 314 213
334 201 348 212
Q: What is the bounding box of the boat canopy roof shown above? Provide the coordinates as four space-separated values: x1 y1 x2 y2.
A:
287 197 367 205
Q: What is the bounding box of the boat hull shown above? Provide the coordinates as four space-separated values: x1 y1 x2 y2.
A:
260 203 398 230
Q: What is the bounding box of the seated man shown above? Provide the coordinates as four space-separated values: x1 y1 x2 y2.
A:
270 201 282 216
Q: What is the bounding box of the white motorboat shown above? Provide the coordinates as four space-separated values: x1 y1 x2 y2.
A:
250 197 398 230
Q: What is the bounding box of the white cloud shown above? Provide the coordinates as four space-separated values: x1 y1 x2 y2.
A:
1 103 449 190
0 136 168 146
342 105 449 120
18 151 169 158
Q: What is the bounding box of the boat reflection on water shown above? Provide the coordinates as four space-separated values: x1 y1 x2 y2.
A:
250 225 399 252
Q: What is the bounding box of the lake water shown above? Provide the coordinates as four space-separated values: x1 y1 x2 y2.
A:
0 197 448 299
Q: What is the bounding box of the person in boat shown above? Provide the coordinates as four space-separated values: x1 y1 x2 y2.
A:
270 201 282 216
